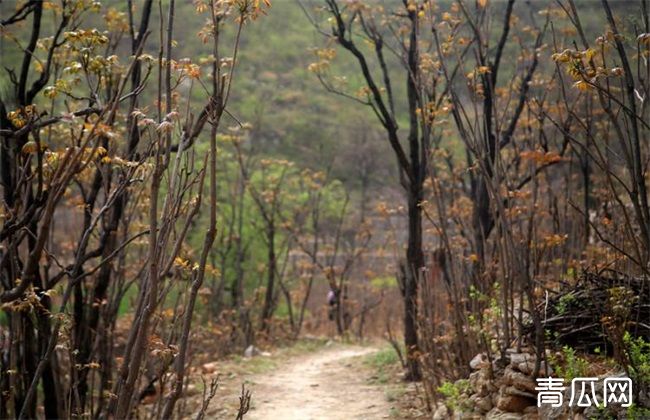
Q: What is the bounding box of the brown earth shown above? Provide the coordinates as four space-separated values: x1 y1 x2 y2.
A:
187 343 392 420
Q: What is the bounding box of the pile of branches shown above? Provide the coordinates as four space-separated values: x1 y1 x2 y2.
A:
534 270 650 353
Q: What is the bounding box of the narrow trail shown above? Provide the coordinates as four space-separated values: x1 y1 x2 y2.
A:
245 344 391 420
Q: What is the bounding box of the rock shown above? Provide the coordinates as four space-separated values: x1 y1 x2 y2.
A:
508 353 531 367
470 353 487 370
432 403 449 420
260 351 272 357
244 345 261 358
469 369 492 396
495 393 535 413
516 361 532 374
517 360 552 376
491 391 500 407
486 408 524 419
537 400 568 420
582 398 624 419
502 367 537 393
474 395 493 413
502 386 535 400
580 371 630 420
201 361 218 374
522 406 538 416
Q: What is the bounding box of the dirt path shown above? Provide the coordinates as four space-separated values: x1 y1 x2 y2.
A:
243 344 390 420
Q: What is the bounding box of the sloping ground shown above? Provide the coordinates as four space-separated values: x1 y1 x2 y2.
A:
186 342 392 419
246 345 389 420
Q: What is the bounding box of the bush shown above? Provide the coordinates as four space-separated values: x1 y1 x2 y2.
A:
437 379 471 412
549 346 589 381
624 332 650 396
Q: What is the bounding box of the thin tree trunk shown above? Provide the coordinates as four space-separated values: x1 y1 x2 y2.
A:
404 185 423 381
261 225 276 332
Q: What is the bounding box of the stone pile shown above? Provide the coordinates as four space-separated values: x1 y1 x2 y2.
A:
433 349 553 420
434 348 642 419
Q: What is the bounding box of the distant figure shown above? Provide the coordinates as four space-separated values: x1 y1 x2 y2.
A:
327 289 337 320
327 289 336 305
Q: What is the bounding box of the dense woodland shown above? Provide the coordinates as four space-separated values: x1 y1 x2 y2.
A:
0 0 649 418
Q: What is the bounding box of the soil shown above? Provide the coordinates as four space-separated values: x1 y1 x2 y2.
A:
192 343 392 420
247 345 390 420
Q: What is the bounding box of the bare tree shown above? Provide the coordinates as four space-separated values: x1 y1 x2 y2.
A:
0 1 268 418
305 0 445 380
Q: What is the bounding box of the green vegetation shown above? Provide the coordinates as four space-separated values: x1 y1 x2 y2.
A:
549 346 589 381
1 0 649 417
437 380 471 412
370 276 398 289
366 346 401 369
624 333 650 390
364 345 402 385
